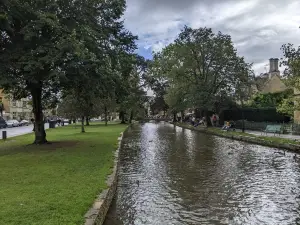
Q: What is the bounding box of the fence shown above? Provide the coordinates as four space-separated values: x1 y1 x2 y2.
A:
233 120 300 134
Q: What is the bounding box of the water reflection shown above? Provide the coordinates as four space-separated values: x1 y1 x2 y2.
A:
104 122 300 225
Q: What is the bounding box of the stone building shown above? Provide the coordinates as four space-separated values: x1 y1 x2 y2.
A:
249 58 300 123
294 88 300 123
0 90 33 120
252 58 287 94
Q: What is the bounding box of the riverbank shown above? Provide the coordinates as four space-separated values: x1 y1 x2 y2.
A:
173 122 300 152
0 123 127 225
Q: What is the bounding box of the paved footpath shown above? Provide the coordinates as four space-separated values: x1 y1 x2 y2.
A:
243 130 300 141
0 123 51 139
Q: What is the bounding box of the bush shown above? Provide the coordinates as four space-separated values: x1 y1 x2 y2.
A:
219 107 291 123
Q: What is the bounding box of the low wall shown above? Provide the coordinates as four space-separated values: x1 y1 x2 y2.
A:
84 131 124 225
173 123 300 152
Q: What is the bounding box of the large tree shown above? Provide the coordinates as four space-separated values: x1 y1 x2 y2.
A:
279 41 300 118
0 0 136 143
151 26 251 124
117 55 148 123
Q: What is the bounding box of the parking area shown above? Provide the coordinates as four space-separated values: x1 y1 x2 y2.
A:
0 123 50 139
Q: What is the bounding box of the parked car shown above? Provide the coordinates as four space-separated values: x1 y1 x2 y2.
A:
0 117 7 129
19 120 29 126
6 120 20 128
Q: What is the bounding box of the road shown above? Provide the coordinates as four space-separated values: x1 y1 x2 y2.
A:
0 123 50 139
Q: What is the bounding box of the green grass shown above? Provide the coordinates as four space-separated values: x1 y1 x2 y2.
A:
175 123 300 146
208 127 300 145
0 123 127 225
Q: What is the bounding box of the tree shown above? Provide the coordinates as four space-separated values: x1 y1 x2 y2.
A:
0 100 3 117
151 26 252 125
232 61 254 132
0 0 69 143
248 90 293 108
280 39 300 120
164 84 189 121
117 55 147 123
57 90 103 133
0 0 136 143
277 97 294 118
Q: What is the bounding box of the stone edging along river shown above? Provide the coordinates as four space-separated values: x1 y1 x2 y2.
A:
173 122 300 152
84 129 126 225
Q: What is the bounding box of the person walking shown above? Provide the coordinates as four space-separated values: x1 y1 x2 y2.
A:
31 118 35 131
212 114 217 127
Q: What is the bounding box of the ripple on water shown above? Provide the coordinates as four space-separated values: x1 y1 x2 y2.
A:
104 123 300 225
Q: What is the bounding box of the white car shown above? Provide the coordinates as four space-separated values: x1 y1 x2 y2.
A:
6 120 20 128
19 120 29 126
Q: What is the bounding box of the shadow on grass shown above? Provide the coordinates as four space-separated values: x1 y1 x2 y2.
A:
86 123 125 128
0 140 79 157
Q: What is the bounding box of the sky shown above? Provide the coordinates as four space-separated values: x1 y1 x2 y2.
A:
123 0 300 75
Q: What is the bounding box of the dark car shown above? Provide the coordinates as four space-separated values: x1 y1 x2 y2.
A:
0 117 7 129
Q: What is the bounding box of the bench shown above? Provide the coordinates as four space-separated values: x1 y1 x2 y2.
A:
262 125 282 136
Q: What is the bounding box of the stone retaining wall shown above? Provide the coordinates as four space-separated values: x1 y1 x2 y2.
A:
84 131 124 225
174 123 300 152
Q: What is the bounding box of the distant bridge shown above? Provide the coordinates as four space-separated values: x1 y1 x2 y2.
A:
140 118 170 122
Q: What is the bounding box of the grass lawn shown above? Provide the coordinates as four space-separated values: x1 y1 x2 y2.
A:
175 123 300 146
0 123 127 225
207 127 300 145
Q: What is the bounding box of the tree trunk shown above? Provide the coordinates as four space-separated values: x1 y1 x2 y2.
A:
173 112 177 122
204 109 211 127
85 117 90 126
31 87 47 144
241 100 245 133
81 116 85 133
129 110 133 124
120 111 126 124
104 106 108 126
180 111 184 122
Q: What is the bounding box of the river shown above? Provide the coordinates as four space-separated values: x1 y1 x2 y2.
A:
104 122 300 225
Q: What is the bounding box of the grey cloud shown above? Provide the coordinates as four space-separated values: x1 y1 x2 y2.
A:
124 0 300 74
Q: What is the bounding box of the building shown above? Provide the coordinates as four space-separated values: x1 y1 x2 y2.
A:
252 58 287 94
0 90 33 120
249 58 300 123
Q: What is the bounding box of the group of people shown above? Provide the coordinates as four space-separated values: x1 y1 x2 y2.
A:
188 113 235 131
222 121 235 131
191 116 206 127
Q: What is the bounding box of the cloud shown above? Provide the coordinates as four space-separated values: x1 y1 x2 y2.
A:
124 0 300 75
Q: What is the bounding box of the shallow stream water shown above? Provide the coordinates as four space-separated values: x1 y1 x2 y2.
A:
104 122 300 225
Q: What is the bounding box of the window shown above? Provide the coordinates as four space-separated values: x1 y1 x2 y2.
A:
12 112 16 119
23 101 27 108
12 101 16 107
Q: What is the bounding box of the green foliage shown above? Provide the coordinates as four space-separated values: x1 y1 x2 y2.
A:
221 107 289 122
117 55 148 122
164 84 188 114
277 97 295 117
150 26 253 114
248 89 293 109
280 34 300 119
0 0 137 142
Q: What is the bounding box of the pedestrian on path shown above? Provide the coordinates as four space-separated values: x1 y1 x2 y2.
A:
212 114 217 127
31 118 35 131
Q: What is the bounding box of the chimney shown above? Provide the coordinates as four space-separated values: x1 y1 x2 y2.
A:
273 58 279 72
269 58 274 73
